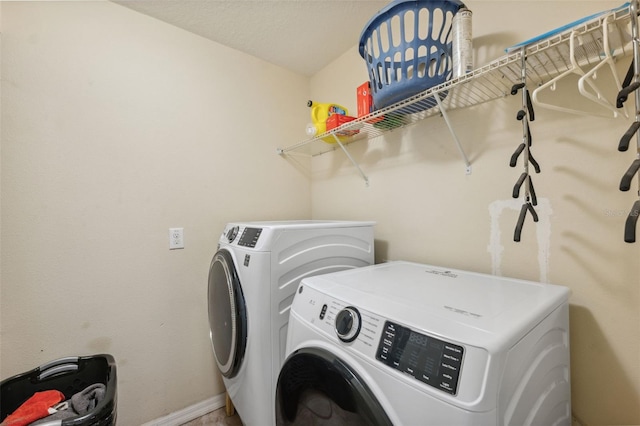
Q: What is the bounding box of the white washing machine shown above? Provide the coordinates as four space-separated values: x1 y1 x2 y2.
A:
276 261 571 426
208 220 375 425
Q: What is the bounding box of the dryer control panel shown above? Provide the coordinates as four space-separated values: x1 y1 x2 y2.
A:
376 321 464 395
237 227 262 247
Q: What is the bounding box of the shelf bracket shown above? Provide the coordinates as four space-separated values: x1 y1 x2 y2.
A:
435 95 472 175
331 133 370 186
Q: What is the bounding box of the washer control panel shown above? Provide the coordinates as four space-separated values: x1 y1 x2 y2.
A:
294 284 468 398
376 321 464 395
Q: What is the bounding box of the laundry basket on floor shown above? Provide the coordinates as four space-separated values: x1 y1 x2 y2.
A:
359 0 466 112
1 354 117 426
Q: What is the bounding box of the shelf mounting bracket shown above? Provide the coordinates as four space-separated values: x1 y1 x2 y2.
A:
435 95 472 175
331 133 370 186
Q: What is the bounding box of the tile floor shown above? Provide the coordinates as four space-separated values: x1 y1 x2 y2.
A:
180 407 242 426
178 404 584 425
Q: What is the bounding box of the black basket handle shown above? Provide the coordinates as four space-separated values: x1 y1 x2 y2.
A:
38 357 80 380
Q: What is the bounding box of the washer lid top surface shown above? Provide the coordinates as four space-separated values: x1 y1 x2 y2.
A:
300 261 570 347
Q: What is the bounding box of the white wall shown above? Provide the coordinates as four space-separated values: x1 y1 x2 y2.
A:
310 1 640 425
0 1 310 424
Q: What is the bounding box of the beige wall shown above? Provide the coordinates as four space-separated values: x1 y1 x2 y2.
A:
0 1 310 424
310 1 639 425
2 1 639 425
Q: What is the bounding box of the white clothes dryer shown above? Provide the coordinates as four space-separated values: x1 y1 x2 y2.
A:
208 220 375 426
276 261 571 426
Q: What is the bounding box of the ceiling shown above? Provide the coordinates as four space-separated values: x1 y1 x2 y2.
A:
112 0 388 76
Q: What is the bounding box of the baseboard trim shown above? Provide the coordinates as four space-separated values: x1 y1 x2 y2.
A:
142 393 226 426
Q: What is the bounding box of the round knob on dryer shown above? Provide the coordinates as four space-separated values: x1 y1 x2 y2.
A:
335 306 361 343
226 226 239 243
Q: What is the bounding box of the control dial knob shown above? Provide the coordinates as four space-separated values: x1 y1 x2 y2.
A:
335 306 361 343
226 226 239 243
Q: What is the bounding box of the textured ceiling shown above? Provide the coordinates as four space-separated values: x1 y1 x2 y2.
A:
112 0 388 76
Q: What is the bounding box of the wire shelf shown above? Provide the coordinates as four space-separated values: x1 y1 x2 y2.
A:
277 4 634 159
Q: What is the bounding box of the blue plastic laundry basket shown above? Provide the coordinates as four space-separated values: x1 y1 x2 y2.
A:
359 0 466 112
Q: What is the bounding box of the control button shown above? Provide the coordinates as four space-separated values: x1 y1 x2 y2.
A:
442 353 461 363
438 381 455 393
441 362 458 372
319 304 328 320
444 344 463 355
335 306 361 343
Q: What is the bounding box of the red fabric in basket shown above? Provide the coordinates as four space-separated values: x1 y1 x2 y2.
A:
1 390 65 426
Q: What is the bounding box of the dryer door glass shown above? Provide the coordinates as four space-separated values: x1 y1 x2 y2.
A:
208 249 247 378
276 348 393 426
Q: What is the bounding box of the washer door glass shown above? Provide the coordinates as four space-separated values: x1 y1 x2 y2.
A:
276 347 393 426
208 249 247 378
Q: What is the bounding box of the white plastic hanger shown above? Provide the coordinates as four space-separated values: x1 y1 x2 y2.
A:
578 16 629 118
532 21 626 118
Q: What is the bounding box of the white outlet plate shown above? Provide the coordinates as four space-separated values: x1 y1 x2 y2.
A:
169 228 184 250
